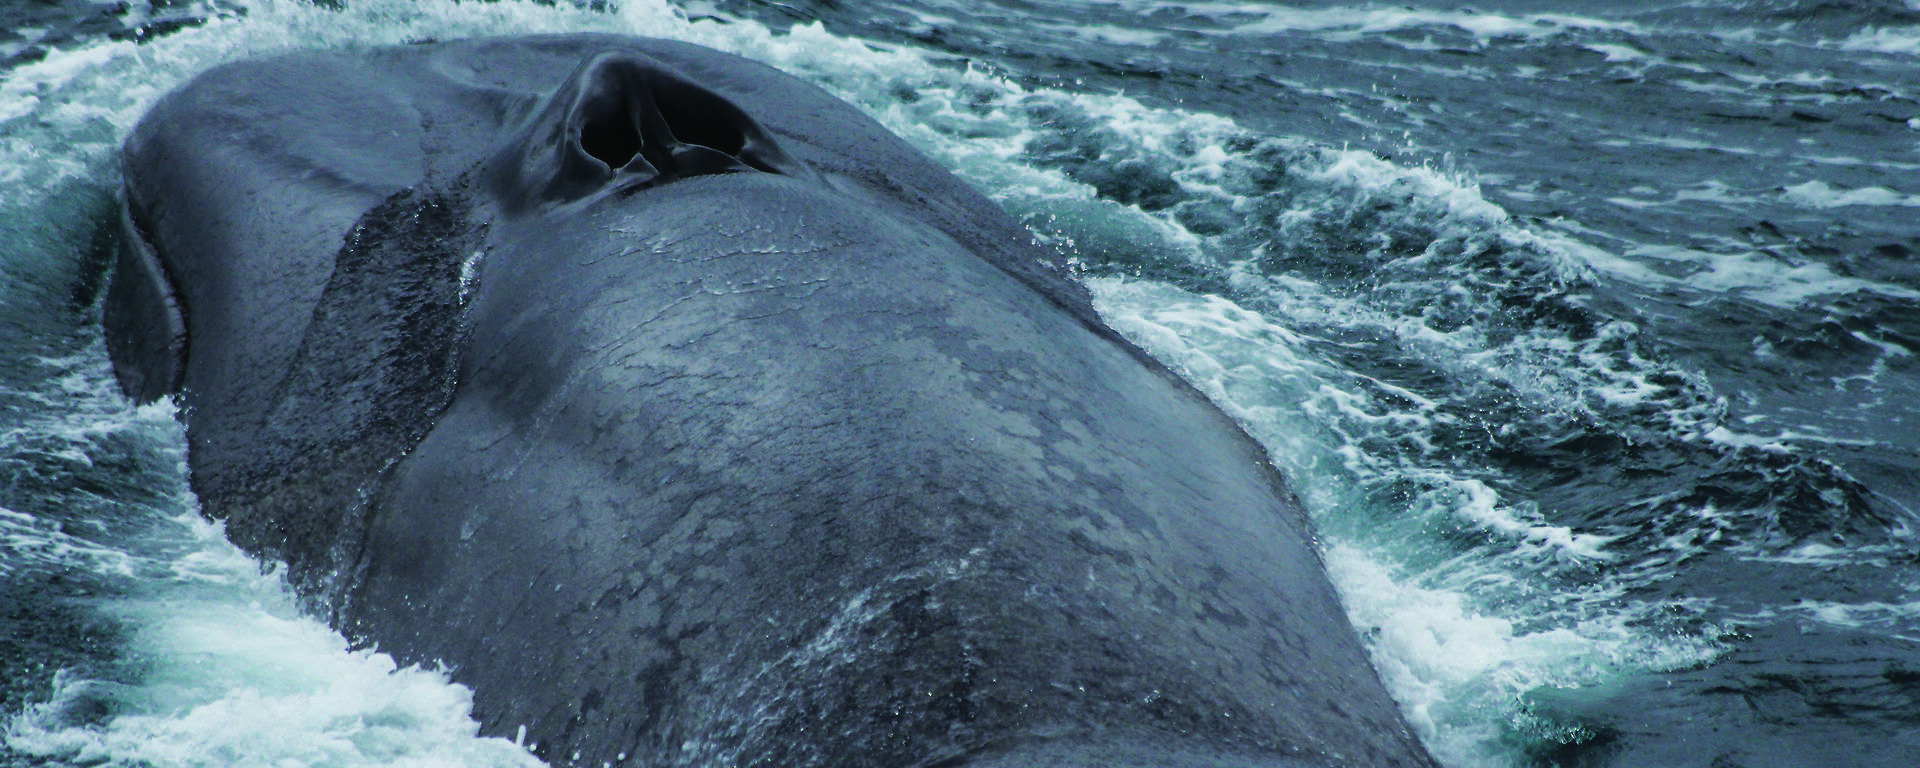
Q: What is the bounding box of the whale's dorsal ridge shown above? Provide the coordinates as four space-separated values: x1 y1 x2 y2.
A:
488 49 815 212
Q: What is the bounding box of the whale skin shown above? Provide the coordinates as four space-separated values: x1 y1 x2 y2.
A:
102 33 1438 768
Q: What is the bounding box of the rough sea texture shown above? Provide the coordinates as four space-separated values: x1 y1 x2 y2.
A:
3 1 1917 766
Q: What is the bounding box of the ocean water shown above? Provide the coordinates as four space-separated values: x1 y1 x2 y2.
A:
3 1 1917 766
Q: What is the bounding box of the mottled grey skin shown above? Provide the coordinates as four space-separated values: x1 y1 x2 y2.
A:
103 34 1438 768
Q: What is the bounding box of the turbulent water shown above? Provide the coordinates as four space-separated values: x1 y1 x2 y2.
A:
3 1 1917 766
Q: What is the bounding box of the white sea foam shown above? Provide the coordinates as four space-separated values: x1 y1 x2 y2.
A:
1583 42 1646 62
0 505 138 579
1745 541 1910 567
1539 217 1920 310
968 61 1746 763
5 514 544 768
1084 278 1722 767
1147 2 1642 46
1781 180 1920 208
1033 21 1168 47
1320 543 1720 767
1090 279 1620 562
1631 242 1920 308
0 358 529 768
0 38 137 124
1784 598 1920 639
1701 425 1878 452
1604 180 1769 210
0 359 532 767
1841 27 1920 56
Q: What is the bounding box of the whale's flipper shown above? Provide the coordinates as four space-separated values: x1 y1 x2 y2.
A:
103 199 186 403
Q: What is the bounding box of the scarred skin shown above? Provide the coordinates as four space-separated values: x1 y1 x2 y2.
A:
103 34 1439 768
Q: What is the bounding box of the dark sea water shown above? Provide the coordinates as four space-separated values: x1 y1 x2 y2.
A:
3 1 1918 766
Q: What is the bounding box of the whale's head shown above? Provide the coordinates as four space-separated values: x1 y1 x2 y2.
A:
104 35 1438 768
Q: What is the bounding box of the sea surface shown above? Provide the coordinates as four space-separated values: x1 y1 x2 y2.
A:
3 1 1918 766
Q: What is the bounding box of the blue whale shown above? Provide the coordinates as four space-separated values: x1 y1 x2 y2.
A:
102 34 1438 768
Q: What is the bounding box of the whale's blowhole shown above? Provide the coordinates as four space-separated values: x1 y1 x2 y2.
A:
579 95 642 170
575 62 755 176
652 81 749 157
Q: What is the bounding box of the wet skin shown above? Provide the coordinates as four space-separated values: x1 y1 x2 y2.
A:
104 34 1437 768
